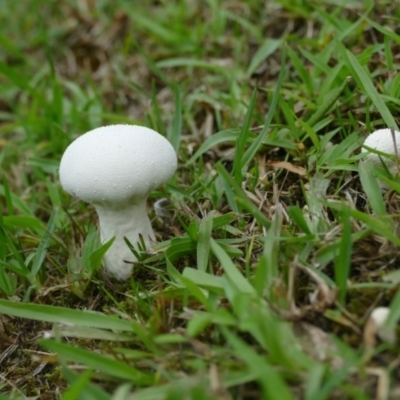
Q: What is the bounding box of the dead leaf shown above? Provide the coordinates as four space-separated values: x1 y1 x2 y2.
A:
293 322 343 369
298 264 337 310
267 161 306 176
367 367 390 400
209 364 233 400
363 316 378 348
363 307 396 348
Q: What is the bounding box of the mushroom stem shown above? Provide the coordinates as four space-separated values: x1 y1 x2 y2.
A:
95 201 155 280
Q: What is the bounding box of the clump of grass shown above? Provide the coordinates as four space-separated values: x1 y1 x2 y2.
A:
1 1 400 399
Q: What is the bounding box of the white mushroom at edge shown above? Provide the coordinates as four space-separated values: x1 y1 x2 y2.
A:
361 128 400 186
364 307 396 345
59 124 177 281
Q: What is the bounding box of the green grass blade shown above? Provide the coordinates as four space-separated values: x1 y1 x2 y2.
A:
287 205 312 234
364 17 400 45
61 370 94 400
40 340 151 384
0 60 43 101
358 160 387 216
186 129 240 165
215 163 271 229
247 38 282 77
168 84 182 152
232 89 257 184
254 210 282 297
386 287 400 327
334 210 352 304
197 211 215 272
210 239 255 295
222 328 295 400
306 77 349 128
337 41 398 129
0 299 133 331
31 209 57 277
287 45 313 97
182 268 225 291
242 45 287 168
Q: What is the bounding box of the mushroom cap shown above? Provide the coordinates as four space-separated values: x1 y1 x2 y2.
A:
369 306 396 344
362 128 400 166
370 307 390 327
60 124 177 204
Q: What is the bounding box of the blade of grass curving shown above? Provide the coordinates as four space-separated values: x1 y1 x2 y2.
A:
0 61 43 102
327 204 399 246
186 312 215 337
126 371 258 400
148 81 165 135
182 268 225 291
247 38 282 77
279 97 298 139
0 184 34 215
129 320 159 354
112 384 133 400
232 89 257 184
179 275 212 309
0 299 133 331
197 211 215 272
210 239 255 294
165 237 197 264
309 362 355 400
287 205 312 234
384 35 394 71
168 84 182 152
62 365 120 400
337 41 398 129
50 326 135 342
0 226 29 276
166 254 212 309
157 58 229 74
31 209 57 277
61 370 95 400
186 129 240 165
334 209 352 304
0 206 6 264
287 45 313 97
0 33 26 60
0 207 15 295
187 309 236 338
299 120 321 151
376 172 400 193
3 177 14 215
254 210 282 297
386 287 400 327
306 77 350 128
134 43 170 85
242 45 287 169
89 236 115 274
219 172 240 213
124 10 182 43
216 163 271 229
358 160 386 216
221 327 295 400
212 212 238 229
364 17 400 45
39 340 152 384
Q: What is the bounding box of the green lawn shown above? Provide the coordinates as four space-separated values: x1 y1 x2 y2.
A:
1 0 400 399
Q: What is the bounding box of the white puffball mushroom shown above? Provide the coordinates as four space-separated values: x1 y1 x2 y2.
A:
361 128 400 179
369 307 396 344
60 124 177 280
